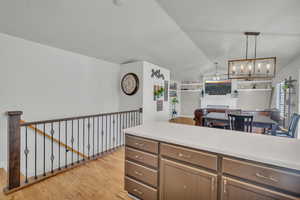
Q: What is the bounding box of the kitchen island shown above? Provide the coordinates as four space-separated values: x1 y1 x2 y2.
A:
124 122 300 200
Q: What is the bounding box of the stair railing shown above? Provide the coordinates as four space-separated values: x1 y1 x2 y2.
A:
5 108 142 194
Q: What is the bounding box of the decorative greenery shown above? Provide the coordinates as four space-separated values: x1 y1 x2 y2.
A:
171 97 179 105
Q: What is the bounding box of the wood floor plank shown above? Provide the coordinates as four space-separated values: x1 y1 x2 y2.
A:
0 148 131 200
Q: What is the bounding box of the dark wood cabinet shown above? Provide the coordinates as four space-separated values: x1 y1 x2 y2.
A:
124 134 300 200
160 158 217 200
221 177 298 200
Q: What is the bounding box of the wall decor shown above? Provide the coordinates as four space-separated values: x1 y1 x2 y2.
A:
154 85 165 101
157 100 163 112
151 69 165 80
121 73 139 96
164 80 169 101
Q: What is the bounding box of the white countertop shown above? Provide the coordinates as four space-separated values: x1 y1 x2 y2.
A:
124 122 300 171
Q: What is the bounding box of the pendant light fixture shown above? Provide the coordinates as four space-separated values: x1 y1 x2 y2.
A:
212 62 220 81
228 32 276 80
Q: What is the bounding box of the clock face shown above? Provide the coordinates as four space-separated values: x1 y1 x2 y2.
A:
121 73 139 96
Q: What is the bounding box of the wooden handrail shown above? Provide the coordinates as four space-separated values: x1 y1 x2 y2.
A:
20 120 88 159
20 108 143 126
5 108 142 194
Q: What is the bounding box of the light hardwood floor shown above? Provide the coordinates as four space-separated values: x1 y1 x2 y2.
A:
0 148 131 200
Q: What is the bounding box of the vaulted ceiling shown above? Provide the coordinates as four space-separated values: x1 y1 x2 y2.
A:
157 0 300 76
0 0 300 80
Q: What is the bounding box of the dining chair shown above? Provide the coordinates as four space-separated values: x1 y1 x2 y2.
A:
269 113 300 138
228 114 254 132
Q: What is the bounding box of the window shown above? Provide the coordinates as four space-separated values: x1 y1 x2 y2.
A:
276 81 285 118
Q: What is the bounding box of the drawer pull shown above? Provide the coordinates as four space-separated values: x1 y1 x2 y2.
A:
255 173 279 183
134 171 143 176
211 177 215 192
134 155 143 160
134 142 145 147
223 179 227 194
133 188 143 195
178 153 191 159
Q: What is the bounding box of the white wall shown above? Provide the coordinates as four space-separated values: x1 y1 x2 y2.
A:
272 57 300 113
0 33 121 169
119 61 170 123
143 62 170 122
119 62 143 111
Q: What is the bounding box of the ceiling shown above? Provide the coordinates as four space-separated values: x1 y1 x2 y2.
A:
0 0 300 80
0 0 211 80
157 0 300 76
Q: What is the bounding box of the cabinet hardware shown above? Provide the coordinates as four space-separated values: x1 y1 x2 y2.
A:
134 171 143 176
178 153 191 159
134 142 145 147
211 177 215 192
255 173 279 183
223 179 227 194
133 188 143 195
134 155 143 160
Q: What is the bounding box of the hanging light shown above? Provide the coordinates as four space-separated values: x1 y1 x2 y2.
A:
212 62 221 81
228 32 276 80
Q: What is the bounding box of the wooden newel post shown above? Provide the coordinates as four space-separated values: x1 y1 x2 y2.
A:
6 111 23 190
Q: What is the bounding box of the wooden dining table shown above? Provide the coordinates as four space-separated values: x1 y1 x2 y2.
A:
202 112 278 135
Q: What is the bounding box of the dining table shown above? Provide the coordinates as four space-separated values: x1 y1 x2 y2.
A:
202 112 278 135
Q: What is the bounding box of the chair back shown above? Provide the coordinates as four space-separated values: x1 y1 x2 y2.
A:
287 113 300 138
228 114 254 132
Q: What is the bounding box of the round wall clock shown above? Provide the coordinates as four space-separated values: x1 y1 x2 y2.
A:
121 73 139 96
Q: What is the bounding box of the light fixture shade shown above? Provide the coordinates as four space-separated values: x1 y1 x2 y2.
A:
228 57 276 79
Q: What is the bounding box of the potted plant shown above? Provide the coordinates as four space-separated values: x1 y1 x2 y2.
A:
171 97 179 119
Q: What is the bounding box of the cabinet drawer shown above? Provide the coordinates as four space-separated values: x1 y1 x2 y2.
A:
125 160 158 188
126 135 158 154
222 177 298 200
125 176 157 200
160 143 218 170
125 147 158 168
223 157 300 194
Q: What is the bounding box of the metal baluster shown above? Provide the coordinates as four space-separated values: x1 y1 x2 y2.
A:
34 124 37 179
92 117 95 157
43 123 46 176
106 115 108 152
101 116 104 154
136 111 138 126
65 120 68 168
116 113 119 147
77 119 80 163
58 121 61 170
51 123 54 173
88 118 90 159
24 126 28 183
71 120 74 165
83 118 85 161
134 112 136 126
97 116 100 155
127 112 129 128
109 114 111 151
113 114 115 149
118 113 121 147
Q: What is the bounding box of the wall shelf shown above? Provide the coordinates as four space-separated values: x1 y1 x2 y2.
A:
237 88 272 92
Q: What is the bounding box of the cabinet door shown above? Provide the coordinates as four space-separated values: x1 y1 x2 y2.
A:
160 158 217 200
222 177 298 200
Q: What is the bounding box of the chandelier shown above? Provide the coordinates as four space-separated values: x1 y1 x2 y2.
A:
228 32 276 80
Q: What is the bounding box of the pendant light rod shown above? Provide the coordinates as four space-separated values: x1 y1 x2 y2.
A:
244 32 260 59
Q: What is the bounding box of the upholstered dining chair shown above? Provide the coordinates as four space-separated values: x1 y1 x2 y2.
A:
228 114 254 132
268 113 300 138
